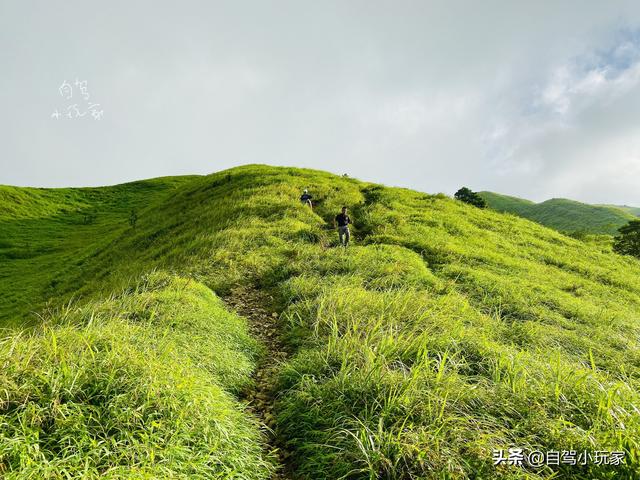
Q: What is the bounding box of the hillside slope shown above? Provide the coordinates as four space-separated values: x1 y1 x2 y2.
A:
479 191 637 235
0 176 197 325
0 272 272 479
2 165 640 479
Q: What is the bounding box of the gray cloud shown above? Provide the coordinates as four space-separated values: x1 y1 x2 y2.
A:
2 1 640 204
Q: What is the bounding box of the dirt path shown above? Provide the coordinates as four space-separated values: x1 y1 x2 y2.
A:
224 287 292 480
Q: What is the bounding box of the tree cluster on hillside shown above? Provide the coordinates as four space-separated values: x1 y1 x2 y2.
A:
454 187 487 208
613 219 640 258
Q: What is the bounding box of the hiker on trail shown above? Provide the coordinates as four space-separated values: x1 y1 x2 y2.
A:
300 189 313 209
334 206 352 247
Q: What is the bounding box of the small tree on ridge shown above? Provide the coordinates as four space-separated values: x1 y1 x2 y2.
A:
454 187 487 209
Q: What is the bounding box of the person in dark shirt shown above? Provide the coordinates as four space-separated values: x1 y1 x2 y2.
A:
300 189 313 209
334 206 352 247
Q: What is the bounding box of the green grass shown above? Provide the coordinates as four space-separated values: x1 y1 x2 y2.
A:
0 272 272 479
2 164 640 478
0 177 197 325
479 191 637 235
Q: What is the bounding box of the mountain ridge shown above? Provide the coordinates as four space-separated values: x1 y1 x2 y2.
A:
479 190 638 235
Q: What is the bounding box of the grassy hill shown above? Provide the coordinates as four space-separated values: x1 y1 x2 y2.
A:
1 165 640 479
479 191 637 235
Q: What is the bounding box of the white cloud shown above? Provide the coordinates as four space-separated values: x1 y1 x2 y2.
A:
2 0 640 204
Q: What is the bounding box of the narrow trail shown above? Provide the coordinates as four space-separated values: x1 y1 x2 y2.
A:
224 287 292 480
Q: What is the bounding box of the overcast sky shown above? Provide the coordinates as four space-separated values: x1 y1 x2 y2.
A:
2 1 640 204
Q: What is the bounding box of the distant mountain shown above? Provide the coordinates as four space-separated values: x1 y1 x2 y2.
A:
479 191 638 235
598 204 640 217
